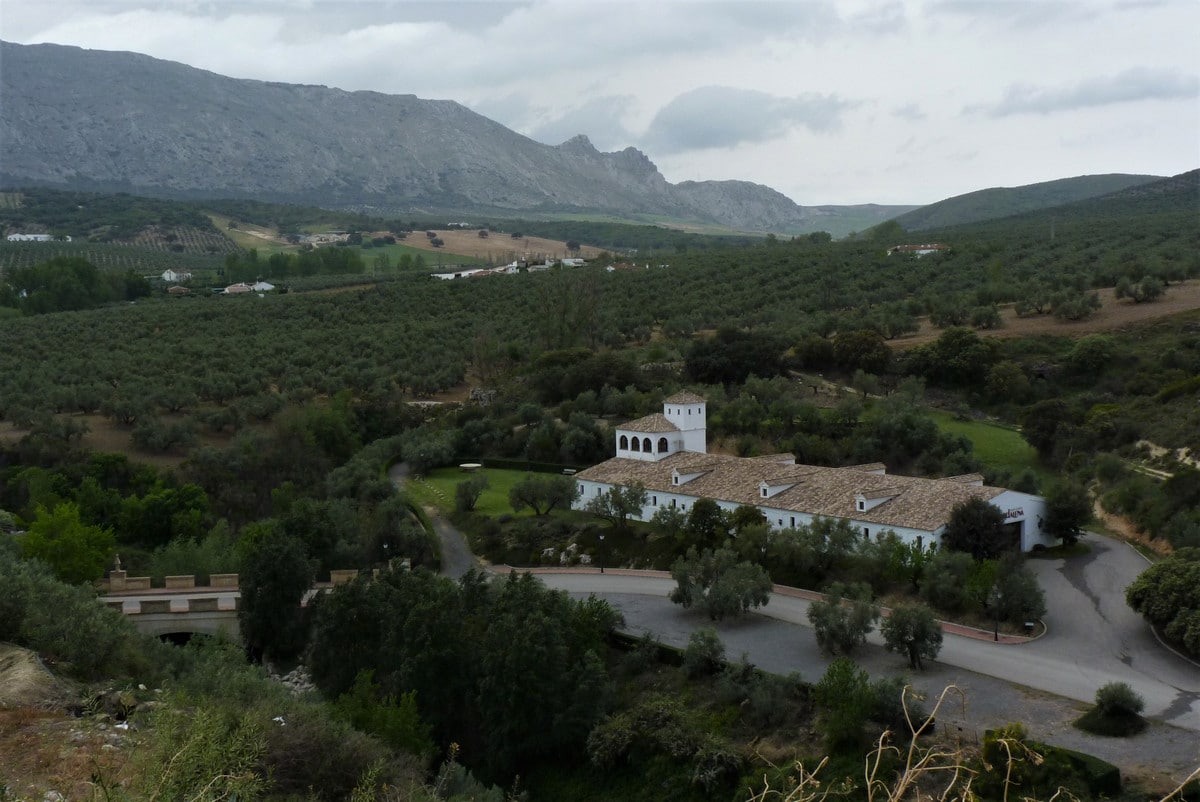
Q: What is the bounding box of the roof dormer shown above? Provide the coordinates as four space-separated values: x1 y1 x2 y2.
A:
759 478 797 499
671 467 710 486
855 487 902 513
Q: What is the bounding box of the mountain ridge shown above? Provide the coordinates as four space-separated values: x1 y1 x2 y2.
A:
0 41 915 235
890 173 1165 231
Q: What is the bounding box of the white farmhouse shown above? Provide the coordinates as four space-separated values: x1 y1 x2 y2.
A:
161 269 192 283
574 393 1052 552
6 233 61 242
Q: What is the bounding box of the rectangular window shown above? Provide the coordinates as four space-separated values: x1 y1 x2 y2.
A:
790 516 795 528
862 526 869 537
857 500 865 511
652 495 658 506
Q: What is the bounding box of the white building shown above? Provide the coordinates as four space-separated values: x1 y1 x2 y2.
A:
6 233 63 242
161 269 192 283
574 393 1052 552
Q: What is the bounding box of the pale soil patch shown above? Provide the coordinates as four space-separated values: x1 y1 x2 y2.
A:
892 280 1200 349
1092 499 1172 556
391 228 604 263
0 644 69 709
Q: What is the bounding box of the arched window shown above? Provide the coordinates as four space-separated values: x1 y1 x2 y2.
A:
657 437 668 453
619 435 629 449
642 437 652 452
631 438 641 452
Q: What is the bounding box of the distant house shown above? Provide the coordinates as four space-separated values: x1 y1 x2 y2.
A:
887 243 948 257
223 282 253 294
432 269 487 280
561 258 585 267
251 281 275 292
167 285 191 295
161 269 192 283
6 233 62 242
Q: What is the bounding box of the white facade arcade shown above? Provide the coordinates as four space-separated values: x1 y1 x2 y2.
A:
576 393 1054 553
613 392 707 461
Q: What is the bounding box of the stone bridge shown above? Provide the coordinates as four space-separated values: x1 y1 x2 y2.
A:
98 569 363 640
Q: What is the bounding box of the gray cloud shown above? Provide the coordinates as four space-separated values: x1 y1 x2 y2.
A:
977 67 1199 117
522 96 637 151
892 102 925 121
927 0 1096 30
640 86 853 154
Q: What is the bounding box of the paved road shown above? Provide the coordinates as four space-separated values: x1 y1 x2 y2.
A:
388 462 479 579
525 537 1200 733
526 570 1200 785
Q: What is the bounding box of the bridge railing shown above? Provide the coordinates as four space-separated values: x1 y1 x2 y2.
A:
97 570 242 593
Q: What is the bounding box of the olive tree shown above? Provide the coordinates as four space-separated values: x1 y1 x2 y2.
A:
880 603 943 669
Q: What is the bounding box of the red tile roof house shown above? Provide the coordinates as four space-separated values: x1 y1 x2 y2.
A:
573 393 1052 552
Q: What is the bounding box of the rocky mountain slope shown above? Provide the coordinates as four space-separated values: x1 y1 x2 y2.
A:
0 41 913 234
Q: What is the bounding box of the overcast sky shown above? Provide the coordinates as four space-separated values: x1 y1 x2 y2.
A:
3 0 1198 205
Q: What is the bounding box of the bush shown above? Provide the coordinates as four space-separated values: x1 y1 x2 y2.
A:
1076 681 1147 737
813 657 873 750
0 548 162 680
683 627 725 678
1094 681 1145 717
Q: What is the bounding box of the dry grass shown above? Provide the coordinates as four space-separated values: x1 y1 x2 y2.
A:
397 228 605 262
0 645 67 709
891 280 1200 349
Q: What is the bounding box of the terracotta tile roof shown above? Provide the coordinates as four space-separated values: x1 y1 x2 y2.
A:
664 391 706 404
618 413 679 433
576 452 1005 533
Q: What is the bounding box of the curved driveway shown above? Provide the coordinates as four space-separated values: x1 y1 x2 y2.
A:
393 464 1200 782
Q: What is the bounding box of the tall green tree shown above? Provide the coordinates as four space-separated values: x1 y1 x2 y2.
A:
942 497 1009 560
238 527 314 661
1041 479 1092 545
508 473 576 516
669 547 772 621
1126 548 1200 659
807 581 879 656
18 502 115 584
584 482 647 533
880 603 943 669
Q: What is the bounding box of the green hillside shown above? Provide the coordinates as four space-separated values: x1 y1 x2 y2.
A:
917 169 1198 241
891 173 1163 231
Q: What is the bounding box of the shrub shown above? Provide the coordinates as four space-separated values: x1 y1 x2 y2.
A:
683 627 725 678
0 548 161 680
813 658 873 750
1076 681 1147 737
1094 681 1145 717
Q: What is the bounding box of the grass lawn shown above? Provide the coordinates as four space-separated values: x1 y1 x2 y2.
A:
410 467 544 516
929 410 1050 482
